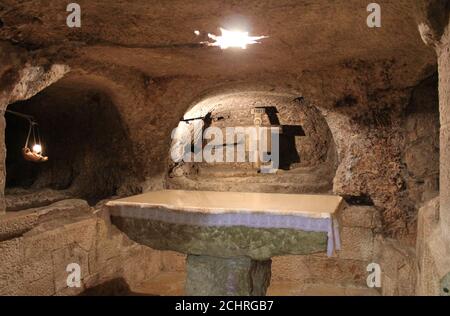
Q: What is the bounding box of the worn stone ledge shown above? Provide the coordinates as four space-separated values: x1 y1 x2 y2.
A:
339 205 380 229
4 189 73 212
0 199 91 242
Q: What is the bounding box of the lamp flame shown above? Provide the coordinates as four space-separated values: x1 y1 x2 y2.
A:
205 28 268 49
32 144 42 154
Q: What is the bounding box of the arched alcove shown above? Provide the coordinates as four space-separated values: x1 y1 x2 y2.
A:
4 77 140 211
167 90 338 194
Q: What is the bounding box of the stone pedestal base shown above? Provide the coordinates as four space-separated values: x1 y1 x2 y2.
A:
186 255 272 296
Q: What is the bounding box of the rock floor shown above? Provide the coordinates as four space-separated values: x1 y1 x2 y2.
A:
130 271 380 296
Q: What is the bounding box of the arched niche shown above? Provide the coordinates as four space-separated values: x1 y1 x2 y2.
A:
167 90 338 194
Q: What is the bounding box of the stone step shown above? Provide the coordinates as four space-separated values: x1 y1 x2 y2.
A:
168 176 332 194
4 188 74 212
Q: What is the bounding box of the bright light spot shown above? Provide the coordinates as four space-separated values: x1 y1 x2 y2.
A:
32 144 42 154
194 30 200 36
205 28 268 49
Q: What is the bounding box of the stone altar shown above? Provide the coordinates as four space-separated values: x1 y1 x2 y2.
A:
107 190 343 296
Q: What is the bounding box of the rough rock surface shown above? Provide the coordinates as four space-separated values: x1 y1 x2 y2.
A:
5 83 142 202
416 198 441 295
111 215 328 261
416 0 450 296
4 188 72 212
0 200 164 295
437 10 450 247
403 75 440 208
168 94 337 194
0 1 439 236
0 0 449 296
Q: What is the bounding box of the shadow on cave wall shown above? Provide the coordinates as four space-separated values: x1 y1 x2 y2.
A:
5 81 141 204
79 278 155 296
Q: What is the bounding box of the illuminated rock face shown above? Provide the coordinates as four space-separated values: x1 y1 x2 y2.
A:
0 0 448 296
0 2 441 239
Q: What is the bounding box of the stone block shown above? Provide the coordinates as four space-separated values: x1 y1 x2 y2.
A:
416 198 439 265
0 200 169 295
381 273 397 296
338 227 374 261
122 246 163 285
340 206 380 229
375 237 417 296
417 243 441 296
22 228 71 260
271 255 368 286
0 238 24 275
23 253 53 283
398 264 415 296
26 274 56 296
0 269 25 295
440 125 450 233
61 218 97 251
416 195 450 296
271 255 310 282
0 212 38 241
89 238 123 274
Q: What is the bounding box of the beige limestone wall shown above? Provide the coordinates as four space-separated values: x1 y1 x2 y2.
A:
271 205 381 289
0 200 163 295
0 112 5 215
416 198 441 295
0 57 431 240
438 24 450 245
374 237 417 296
415 5 450 296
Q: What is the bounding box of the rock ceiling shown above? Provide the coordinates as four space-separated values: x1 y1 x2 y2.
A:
0 0 436 80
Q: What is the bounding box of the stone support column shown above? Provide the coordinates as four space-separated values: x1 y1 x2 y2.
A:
438 29 450 243
185 255 272 296
416 0 450 295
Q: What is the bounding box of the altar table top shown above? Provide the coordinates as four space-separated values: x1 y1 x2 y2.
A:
106 190 344 219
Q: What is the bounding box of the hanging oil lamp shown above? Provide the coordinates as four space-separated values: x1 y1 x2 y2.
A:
6 110 48 163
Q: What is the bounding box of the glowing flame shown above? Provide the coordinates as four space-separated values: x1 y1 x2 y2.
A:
32 144 42 154
206 28 268 49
